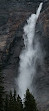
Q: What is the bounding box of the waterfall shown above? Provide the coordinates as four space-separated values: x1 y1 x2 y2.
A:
16 3 43 99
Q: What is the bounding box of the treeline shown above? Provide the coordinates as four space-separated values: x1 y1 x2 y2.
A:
0 89 38 111
0 65 38 111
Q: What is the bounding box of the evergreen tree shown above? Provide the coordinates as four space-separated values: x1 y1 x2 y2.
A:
8 90 14 111
12 89 17 111
24 89 38 111
13 89 16 101
4 94 9 111
0 65 4 111
17 95 23 111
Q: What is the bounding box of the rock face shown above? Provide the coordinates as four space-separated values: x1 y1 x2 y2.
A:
33 6 49 110
0 0 36 91
0 0 49 110
0 1 38 91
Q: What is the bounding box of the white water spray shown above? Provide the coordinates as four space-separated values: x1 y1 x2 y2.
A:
16 3 43 99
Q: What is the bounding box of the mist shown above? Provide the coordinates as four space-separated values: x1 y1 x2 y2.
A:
16 3 43 99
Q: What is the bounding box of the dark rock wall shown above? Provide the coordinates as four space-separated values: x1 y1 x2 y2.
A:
0 1 37 91
0 0 49 110
33 7 49 110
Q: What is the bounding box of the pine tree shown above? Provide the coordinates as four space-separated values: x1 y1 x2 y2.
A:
13 89 16 101
17 95 23 111
0 65 4 111
24 89 38 111
4 94 9 111
8 90 14 111
12 89 17 111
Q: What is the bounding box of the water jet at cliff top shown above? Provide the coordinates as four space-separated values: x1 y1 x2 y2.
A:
16 2 43 99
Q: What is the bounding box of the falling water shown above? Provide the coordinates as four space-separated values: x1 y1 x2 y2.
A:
16 3 43 99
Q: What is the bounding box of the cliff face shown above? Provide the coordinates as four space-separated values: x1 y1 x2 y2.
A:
33 6 49 110
0 1 36 91
0 0 49 110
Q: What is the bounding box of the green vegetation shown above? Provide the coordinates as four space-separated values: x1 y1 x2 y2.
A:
4 89 38 111
0 88 38 111
0 65 4 111
24 89 38 111
0 64 38 111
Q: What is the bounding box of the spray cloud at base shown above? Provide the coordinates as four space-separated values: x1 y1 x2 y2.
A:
16 3 43 99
